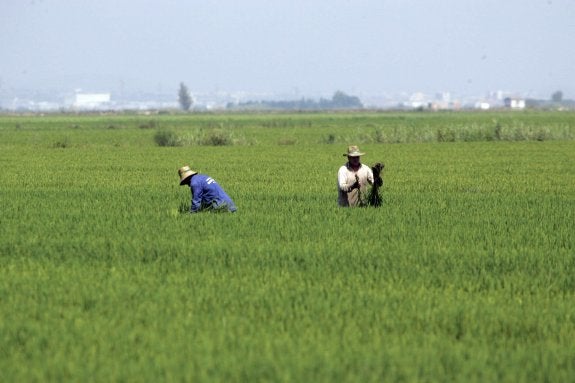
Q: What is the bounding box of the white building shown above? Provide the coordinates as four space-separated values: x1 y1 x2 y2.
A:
504 97 526 109
73 93 111 110
409 92 428 108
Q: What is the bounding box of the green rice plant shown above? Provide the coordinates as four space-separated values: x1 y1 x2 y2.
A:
178 127 252 146
277 137 297 145
154 129 181 146
138 120 158 129
321 133 337 144
52 136 71 148
0 111 574 382
178 200 189 214
201 128 233 146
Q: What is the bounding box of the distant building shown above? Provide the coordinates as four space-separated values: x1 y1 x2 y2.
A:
409 92 428 108
73 92 111 110
503 97 526 109
475 101 491 110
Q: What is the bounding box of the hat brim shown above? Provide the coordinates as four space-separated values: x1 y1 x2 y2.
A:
179 171 196 185
344 152 365 157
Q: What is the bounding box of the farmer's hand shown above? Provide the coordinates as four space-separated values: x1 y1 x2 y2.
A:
349 180 360 191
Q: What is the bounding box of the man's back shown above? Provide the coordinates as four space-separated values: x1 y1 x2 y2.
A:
190 174 237 212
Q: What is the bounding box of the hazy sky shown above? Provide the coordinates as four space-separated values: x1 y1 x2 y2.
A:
1 0 574 98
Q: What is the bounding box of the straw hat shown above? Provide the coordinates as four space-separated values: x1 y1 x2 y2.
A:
178 165 197 185
343 145 365 157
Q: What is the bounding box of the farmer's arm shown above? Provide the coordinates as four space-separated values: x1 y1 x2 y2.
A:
191 184 204 213
338 167 357 192
366 166 374 186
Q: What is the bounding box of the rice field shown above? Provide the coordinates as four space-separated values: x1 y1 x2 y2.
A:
1 111 574 382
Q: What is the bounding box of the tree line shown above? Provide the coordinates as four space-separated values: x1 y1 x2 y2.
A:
178 82 363 111
227 91 363 111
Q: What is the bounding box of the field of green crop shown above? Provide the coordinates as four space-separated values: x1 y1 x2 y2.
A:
1 111 574 382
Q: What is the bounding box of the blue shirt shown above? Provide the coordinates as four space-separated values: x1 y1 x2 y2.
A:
187 174 237 213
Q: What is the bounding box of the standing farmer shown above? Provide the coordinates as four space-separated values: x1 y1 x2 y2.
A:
178 165 237 213
337 145 374 207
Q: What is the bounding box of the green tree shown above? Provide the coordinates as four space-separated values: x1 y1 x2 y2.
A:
178 82 192 111
331 90 363 109
551 90 563 103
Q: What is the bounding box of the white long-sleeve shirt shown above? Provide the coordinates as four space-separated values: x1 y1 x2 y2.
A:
337 163 374 207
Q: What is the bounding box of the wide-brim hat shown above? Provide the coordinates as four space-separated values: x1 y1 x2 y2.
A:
343 145 365 157
178 165 197 185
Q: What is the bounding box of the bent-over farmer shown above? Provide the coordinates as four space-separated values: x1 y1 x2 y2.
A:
178 165 237 213
337 145 374 207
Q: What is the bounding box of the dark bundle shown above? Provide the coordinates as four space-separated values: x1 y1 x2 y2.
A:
367 162 384 207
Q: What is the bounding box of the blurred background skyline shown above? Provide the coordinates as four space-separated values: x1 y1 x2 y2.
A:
1 0 574 109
